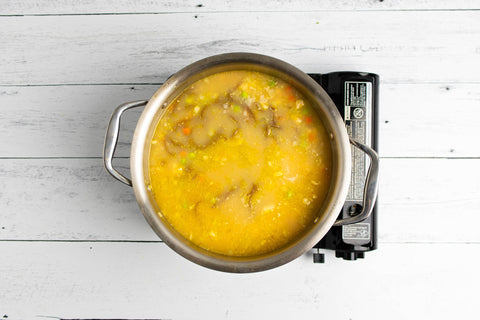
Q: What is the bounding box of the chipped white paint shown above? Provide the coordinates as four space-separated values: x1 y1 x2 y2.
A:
1 158 480 243
1 0 479 319
2 0 479 15
1 84 479 158
0 242 478 320
1 11 479 85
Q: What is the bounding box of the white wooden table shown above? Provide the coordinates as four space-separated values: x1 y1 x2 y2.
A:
1 1 480 319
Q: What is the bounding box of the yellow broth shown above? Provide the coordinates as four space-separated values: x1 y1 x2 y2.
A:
148 71 332 256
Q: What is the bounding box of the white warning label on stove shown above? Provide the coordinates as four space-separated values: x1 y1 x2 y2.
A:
342 223 370 241
344 81 372 202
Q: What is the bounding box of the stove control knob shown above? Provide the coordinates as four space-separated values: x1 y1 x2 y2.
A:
313 252 325 263
336 251 365 260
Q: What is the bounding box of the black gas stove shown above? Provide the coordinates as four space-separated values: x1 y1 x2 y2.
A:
309 72 379 263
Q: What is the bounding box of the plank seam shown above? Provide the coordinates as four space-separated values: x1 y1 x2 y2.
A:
1 8 480 17
2 81 480 87
0 240 478 244
37 317 168 320
0 239 164 243
1 157 479 160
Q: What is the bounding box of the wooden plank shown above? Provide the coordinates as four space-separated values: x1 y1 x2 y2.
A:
1 158 479 242
0 85 157 158
0 158 157 241
1 0 479 15
0 241 478 319
378 158 480 243
379 83 480 157
1 83 479 158
1 11 479 85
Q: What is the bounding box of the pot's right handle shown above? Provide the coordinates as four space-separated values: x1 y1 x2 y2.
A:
103 100 148 187
333 138 379 226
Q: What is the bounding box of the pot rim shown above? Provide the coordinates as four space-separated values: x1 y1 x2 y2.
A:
130 52 351 273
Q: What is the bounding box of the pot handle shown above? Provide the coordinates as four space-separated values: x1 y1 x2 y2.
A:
103 100 148 187
333 138 379 226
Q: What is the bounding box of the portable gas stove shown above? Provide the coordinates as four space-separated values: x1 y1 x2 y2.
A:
309 72 379 263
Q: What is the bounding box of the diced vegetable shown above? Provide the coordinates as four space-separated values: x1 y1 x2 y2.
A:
148 70 332 257
183 127 191 135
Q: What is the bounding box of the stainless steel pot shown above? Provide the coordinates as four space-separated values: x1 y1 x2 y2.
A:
103 53 379 273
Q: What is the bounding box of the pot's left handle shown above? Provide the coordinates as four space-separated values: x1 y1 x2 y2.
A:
103 100 148 187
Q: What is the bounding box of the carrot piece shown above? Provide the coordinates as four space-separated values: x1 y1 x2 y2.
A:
286 86 295 100
308 132 315 142
305 116 312 124
183 127 191 135
179 150 187 157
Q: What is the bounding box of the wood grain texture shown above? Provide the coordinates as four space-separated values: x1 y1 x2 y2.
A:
1 1 479 318
1 158 479 242
2 83 479 158
0 158 155 241
0 85 156 158
1 0 479 15
0 241 478 320
380 83 480 157
1 11 479 85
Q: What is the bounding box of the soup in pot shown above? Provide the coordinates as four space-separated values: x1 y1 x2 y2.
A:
148 70 332 256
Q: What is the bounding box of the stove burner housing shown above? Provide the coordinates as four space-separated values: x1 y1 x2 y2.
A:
309 72 379 262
